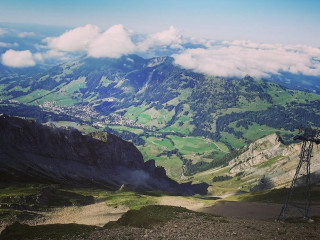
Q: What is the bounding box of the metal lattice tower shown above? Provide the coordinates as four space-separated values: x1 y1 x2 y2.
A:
278 128 320 221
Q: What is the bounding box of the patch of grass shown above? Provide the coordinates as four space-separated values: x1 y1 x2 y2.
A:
0 184 42 196
104 205 194 228
177 116 189 122
54 121 100 133
38 188 95 207
212 175 232 182
164 125 191 135
258 156 283 169
204 150 227 160
143 107 175 127
241 123 275 141
153 155 183 180
125 105 148 121
39 93 79 106
16 89 50 103
226 187 320 203
0 185 94 207
213 142 229 153
0 209 43 222
167 135 217 155
153 138 175 149
8 86 30 93
220 132 246 149
107 125 144 135
226 188 287 203
105 190 158 210
0 222 98 240
138 136 172 157
137 113 152 124
59 76 86 94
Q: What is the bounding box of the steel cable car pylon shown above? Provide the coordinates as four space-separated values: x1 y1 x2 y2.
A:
278 128 320 221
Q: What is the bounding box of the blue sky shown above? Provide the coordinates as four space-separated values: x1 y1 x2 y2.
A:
0 0 320 46
1 0 320 78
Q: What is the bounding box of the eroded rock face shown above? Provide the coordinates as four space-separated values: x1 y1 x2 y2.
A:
229 134 286 174
0 114 208 195
227 133 320 191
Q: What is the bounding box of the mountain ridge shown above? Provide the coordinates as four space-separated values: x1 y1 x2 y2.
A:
0 114 208 195
194 133 320 195
3 55 320 139
2 54 320 179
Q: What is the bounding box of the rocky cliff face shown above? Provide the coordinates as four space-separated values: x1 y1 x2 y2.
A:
0 114 207 194
228 133 320 191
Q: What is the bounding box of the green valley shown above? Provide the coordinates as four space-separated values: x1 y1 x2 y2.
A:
1 55 320 180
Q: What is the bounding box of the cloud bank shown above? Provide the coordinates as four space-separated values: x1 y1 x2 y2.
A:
1 49 36 68
137 26 183 51
18 31 35 38
87 24 135 58
0 42 19 48
1 24 320 77
44 24 183 59
45 24 320 77
0 28 7 36
45 24 135 58
45 24 100 52
173 40 320 78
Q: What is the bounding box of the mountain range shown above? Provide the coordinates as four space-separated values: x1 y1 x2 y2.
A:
1 54 320 180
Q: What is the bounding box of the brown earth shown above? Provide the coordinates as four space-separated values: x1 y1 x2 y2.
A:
201 201 320 220
84 212 320 240
2 198 320 239
37 202 129 226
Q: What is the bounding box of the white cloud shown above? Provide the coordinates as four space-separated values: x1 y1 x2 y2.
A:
0 28 7 36
173 40 320 77
87 24 135 58
25 24 320 76
0 42 19 48
18 31 35 38
0 42 8 47
45 25 184 59
33 53 43 62
45 24 135 58
45 24 100 52
44 49 67 59
42 49 74 62
1 49 36 68
137 26 183 51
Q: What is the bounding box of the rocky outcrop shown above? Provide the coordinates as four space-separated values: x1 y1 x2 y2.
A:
227 133 320 191
0 114 208 195
229 134 286 174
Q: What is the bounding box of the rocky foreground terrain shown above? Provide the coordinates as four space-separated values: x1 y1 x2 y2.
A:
87 216 319 240
1 204 319 240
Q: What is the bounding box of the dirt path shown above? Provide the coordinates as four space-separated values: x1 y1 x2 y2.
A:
158 196 206 211
38 202 129 227
17 196 207 230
